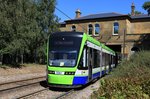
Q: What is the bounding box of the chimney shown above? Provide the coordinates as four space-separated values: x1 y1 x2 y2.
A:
75 9 81 18
131 3 135 16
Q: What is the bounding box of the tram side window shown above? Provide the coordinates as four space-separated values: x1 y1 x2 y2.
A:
108 54 110 65
78 48 88 70
112 56 114 64
97 50 100 67
90 48 93 58
105 53 109 66
111 55 113 64
105 53 107 66
78 53 83 69
89 48 93 67
109 54 111 65
106 53 111 66
93 49 96 68
113 56 116 64
108 54 111 65
102 52 105 66
93 49 100 68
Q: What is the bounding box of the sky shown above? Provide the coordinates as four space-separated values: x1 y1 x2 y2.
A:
54 0 148 22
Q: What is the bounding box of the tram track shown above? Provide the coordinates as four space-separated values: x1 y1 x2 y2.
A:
17 88 74 99
17 87 49 99
0 76 46 98
15 81 99 99
0 81 44 93
0 76 45 92
0 76 99 99
0 75 74 99
55 89 74 99
0 76 45 86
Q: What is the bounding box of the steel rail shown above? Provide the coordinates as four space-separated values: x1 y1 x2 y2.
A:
0 76 47 99
56 89 74 99
0 81 44 92
16 87 49 99
0 76 45 86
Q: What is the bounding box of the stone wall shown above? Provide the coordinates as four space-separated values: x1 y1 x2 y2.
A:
130 22 150 34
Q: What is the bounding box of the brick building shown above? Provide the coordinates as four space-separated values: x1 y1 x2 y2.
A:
60 3 150 59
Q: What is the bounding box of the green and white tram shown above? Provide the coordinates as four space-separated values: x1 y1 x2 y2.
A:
47 31 117 88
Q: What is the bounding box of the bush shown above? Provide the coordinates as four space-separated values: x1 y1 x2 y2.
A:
91 51 150 99
91 78 149 99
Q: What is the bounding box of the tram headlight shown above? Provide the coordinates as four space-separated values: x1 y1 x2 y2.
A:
65 72 75 75
48 70 55 74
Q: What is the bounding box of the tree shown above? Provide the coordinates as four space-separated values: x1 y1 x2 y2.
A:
135 11 143 15
128 10 143 16
142 1 150 15
0 0 38 64
30 0 60 63
0 0 59 65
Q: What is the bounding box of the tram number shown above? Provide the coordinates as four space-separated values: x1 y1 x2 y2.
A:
55 71 64 75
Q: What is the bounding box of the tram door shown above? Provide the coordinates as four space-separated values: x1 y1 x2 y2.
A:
87 47 93 81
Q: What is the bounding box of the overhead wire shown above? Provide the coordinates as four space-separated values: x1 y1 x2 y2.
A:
53 2 87 32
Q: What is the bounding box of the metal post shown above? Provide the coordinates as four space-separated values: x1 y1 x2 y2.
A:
123 29 126 59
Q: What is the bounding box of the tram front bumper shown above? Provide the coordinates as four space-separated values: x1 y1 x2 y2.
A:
47 74 74 85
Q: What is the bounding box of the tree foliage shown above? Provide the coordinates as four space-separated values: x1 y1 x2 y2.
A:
135 11 143 15
142 1 150 10
128 10 143 16
0 0 60 65
142 1 150 15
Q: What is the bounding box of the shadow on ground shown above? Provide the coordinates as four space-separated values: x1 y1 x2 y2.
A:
39 77 100 92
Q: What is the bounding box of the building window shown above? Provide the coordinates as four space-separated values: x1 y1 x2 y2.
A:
71 25 76 32
113 22 119 35
88 24 93 35
95 24 100 35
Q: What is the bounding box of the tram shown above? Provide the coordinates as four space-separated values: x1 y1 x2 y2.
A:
46 31 117 88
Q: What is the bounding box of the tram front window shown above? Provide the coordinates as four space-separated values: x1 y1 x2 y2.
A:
49 51 77 67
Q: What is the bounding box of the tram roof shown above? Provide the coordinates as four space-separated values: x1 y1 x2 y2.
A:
84 33 101 46
101 44 115 54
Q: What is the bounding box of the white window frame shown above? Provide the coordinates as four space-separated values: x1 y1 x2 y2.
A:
94 24 100 36
113 22 119 35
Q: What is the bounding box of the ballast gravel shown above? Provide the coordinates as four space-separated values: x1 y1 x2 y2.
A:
25 80 100 99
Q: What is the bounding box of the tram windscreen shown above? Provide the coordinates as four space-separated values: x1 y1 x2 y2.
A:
49 34 82 67
49 51 77 67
